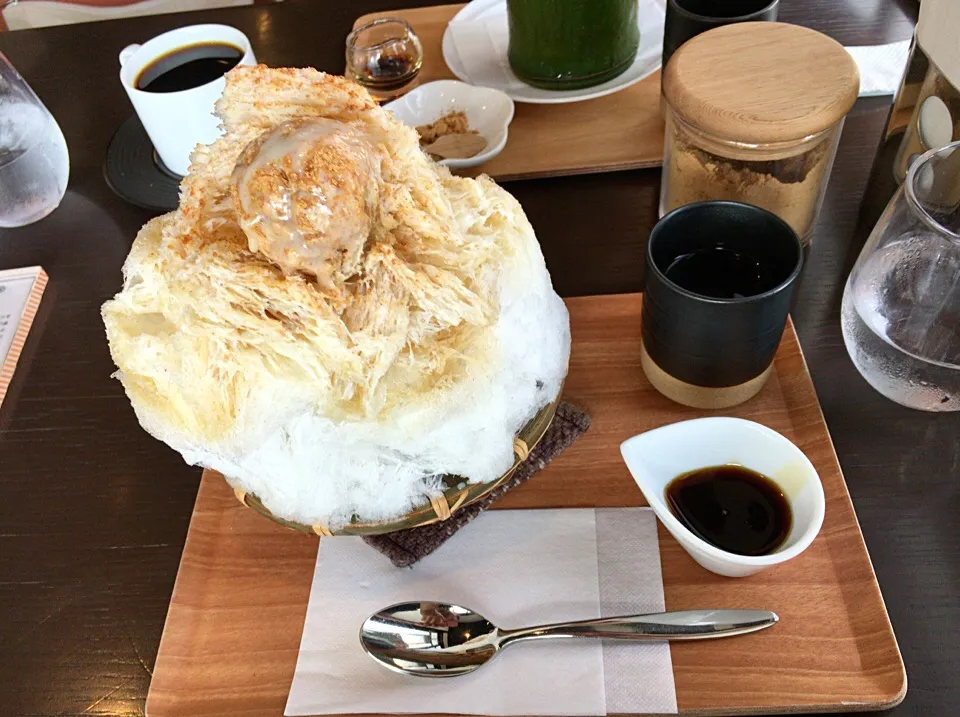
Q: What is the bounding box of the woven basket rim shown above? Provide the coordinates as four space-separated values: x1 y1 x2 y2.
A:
231 390 562 536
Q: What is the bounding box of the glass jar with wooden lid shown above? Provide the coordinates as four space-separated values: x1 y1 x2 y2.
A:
659 22 860 247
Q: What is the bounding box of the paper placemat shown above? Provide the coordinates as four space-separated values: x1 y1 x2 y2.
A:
286 508 677 716
0 266 47 409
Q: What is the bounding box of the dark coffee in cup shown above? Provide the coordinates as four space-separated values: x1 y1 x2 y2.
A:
663 245 782 299
641 201 803 409
136 42 244 93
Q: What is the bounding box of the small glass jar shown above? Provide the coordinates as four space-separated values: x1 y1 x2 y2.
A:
345 18 423 102
659 22 860 247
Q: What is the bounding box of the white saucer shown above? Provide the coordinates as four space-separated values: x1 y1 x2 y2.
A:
441 0 665 104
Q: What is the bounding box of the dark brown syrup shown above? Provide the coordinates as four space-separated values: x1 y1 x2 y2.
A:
665 464 791 556
353 49 422 95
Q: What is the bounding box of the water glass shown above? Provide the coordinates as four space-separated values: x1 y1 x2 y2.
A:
0 51 69 228
842 141 960 411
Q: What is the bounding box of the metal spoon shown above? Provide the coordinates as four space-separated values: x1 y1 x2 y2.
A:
360 601 778 677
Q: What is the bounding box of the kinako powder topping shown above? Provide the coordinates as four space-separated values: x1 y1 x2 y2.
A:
662 122 835 245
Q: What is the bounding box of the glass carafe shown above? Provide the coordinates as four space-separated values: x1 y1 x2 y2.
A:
0 50 69 228
841 141 960 411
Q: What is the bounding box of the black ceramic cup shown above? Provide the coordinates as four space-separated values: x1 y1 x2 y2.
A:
641 201 803 409
662 0 779 71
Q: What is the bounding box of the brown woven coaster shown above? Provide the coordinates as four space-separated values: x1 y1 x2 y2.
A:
363 402 591 567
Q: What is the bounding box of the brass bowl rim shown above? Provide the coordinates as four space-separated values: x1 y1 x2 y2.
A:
229 389 562 536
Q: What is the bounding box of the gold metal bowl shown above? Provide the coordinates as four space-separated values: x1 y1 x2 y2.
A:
228 394 560 536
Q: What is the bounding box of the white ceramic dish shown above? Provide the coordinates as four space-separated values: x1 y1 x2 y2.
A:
620 417 825 578
441 0 665 104
385 80 514 169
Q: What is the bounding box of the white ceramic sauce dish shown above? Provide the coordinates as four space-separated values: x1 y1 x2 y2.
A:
385 80 514 169
620 417 825 577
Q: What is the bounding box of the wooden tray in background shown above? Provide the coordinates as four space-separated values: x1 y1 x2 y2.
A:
355 4 666 181
146 293 905 717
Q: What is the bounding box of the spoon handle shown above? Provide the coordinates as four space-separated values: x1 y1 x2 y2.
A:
498 609 777 645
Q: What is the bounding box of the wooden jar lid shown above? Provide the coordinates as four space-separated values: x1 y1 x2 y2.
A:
662 22 860 144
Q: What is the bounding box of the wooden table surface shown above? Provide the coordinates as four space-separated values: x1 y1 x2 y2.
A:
0 1 955 716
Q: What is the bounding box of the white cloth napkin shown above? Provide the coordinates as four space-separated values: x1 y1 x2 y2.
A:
285 508 677 716
847 40 912 97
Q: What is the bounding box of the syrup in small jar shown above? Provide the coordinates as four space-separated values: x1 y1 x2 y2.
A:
346 18 423 102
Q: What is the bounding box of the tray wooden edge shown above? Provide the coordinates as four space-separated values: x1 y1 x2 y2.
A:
352 5 666 181
767 317 908 712
354 3 466 29
472 157 666 182
145 480 212 717
144 294 909 717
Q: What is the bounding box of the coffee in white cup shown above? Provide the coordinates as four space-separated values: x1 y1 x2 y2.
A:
119 24 256 176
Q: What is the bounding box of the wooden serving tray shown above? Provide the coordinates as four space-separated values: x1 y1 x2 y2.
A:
146 294 905 717
355 4 666 181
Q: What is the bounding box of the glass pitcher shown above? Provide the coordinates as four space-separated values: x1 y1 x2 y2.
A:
0 50 69 228
841 141 960 411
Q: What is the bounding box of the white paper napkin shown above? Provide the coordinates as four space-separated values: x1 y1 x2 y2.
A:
285 508 677 716
847 40 912 97
448 12 513 88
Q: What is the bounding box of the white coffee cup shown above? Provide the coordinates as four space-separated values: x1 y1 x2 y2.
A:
119 24 256 176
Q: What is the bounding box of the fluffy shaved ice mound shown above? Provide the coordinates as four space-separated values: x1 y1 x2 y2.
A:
102 66 569 529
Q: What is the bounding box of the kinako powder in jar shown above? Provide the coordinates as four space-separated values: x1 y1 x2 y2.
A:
659 22 860 247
